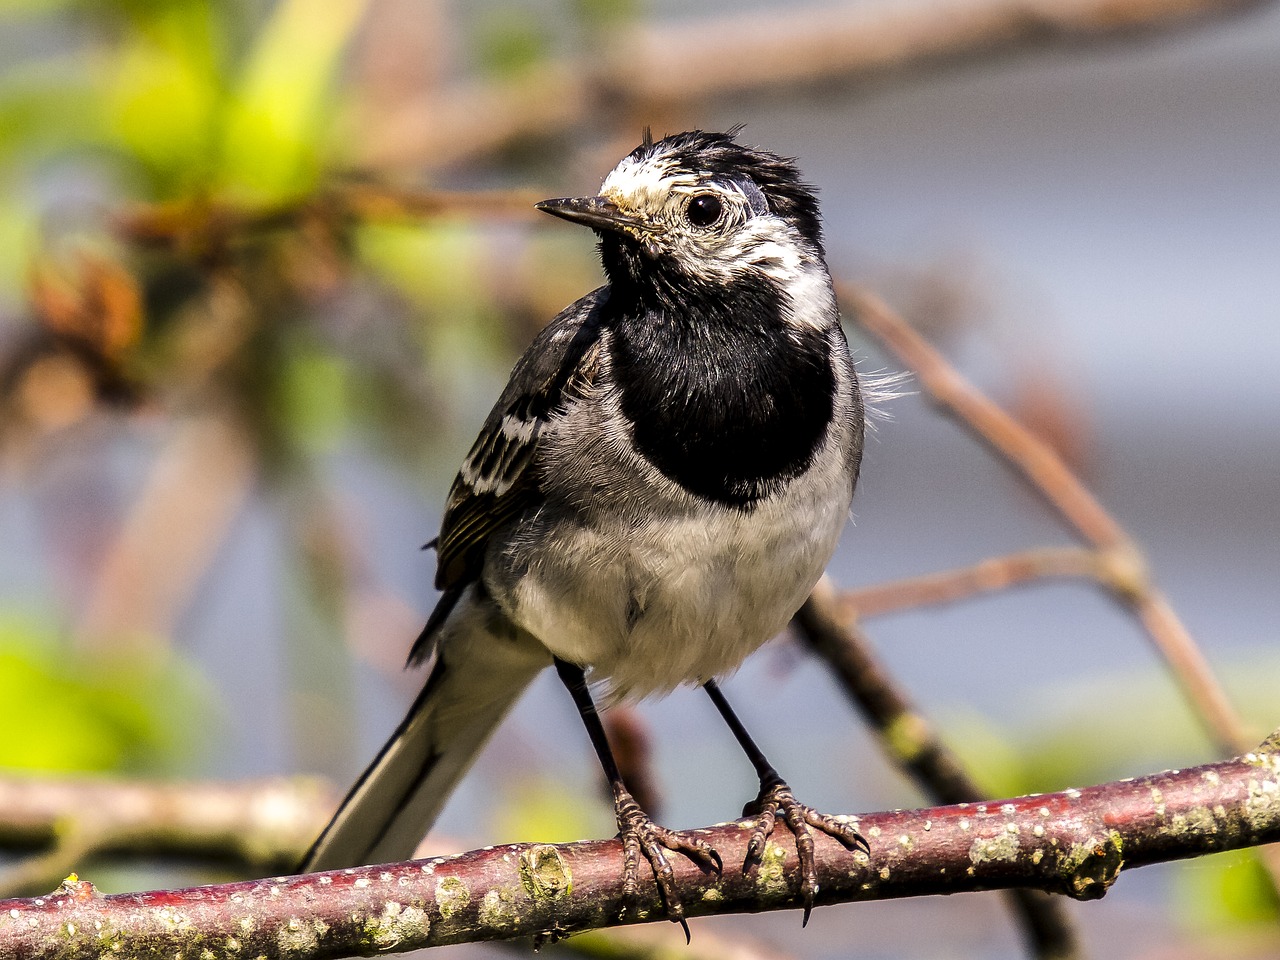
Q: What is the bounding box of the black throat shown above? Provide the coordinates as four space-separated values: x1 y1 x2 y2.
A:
604 250 836 509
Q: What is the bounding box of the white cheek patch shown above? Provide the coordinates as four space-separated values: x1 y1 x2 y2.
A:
704 218 803 278
780 263 837 331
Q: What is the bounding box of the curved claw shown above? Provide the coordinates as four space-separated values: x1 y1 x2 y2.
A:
743 794 780 865
742 780 869 925
614 789 722 937
804 807 870 855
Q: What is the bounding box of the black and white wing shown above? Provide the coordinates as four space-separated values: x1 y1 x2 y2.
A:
408 287 610 663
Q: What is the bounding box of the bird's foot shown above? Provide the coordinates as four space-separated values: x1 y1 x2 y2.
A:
742 778 869 926
615 789 722 941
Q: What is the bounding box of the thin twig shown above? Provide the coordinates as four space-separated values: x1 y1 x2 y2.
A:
74 411 258 653
841 546 1102 619
4 737 1277 958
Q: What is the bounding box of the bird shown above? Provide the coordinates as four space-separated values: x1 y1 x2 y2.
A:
300 128 868 932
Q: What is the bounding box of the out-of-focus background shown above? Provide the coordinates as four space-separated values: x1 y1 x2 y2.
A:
0 1 1277 957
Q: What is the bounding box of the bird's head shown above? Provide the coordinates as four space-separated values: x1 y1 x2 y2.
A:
537 129 826 295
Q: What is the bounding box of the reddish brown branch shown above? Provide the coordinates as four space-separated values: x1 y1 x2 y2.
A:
614 0 1273 105
74 412 259 654
841 546 1102 619
2 740 1276 959
843 285 1249 758
847 287 1124 547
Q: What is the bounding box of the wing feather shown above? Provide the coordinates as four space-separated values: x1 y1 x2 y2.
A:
432 288 610 593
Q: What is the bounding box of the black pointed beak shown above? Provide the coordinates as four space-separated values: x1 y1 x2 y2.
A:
536 196 641 234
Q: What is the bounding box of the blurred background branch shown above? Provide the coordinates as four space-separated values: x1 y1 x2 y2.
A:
0 774 335 899
356 0 1276 169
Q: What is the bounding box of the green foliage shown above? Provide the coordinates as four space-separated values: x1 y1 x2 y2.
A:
0 0 440 474
100 3 226 195
0 0 367 243
216 0 370 203
357 221 490 314
939 664 1280 800
1173 849 1280 929
492 777 604 846
0 616 209 775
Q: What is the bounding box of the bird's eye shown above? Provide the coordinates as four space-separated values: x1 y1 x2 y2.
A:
685 193 723 228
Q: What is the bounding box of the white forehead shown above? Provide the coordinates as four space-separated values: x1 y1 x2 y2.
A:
600 153 701 206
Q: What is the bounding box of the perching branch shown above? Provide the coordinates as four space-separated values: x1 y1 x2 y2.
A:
2 735 1277 958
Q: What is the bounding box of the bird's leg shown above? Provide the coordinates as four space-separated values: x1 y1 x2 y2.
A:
554 658 721 939
703 679 868 925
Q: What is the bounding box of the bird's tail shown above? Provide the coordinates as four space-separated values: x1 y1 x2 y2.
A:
300 595 548 872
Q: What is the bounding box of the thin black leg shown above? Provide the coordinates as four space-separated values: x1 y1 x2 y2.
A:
554 657 628 792
554 658 720 939
704 678 783 786
703 678 869 926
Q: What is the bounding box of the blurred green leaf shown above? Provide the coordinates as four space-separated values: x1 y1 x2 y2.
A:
0 0 78 15
217 0 370 203
356 220 488 312
1172 849 1280 930
0 616 210 775
0 192 39 302
493 778 602 845
0 66 101 166
942 660 1280 802
355 219 516 439
924 706 1025 798
101 5 225 195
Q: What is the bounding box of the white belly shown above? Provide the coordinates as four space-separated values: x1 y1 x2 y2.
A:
485 425 853 702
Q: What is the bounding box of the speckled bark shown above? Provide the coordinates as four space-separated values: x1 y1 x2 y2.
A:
1 740 1277 959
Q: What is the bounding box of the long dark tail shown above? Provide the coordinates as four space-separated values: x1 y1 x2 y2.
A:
300 593 547 872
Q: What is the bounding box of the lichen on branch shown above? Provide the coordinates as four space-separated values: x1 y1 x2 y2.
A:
2 736 1277 960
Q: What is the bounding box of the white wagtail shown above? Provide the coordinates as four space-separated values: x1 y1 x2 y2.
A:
301 129 868 931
